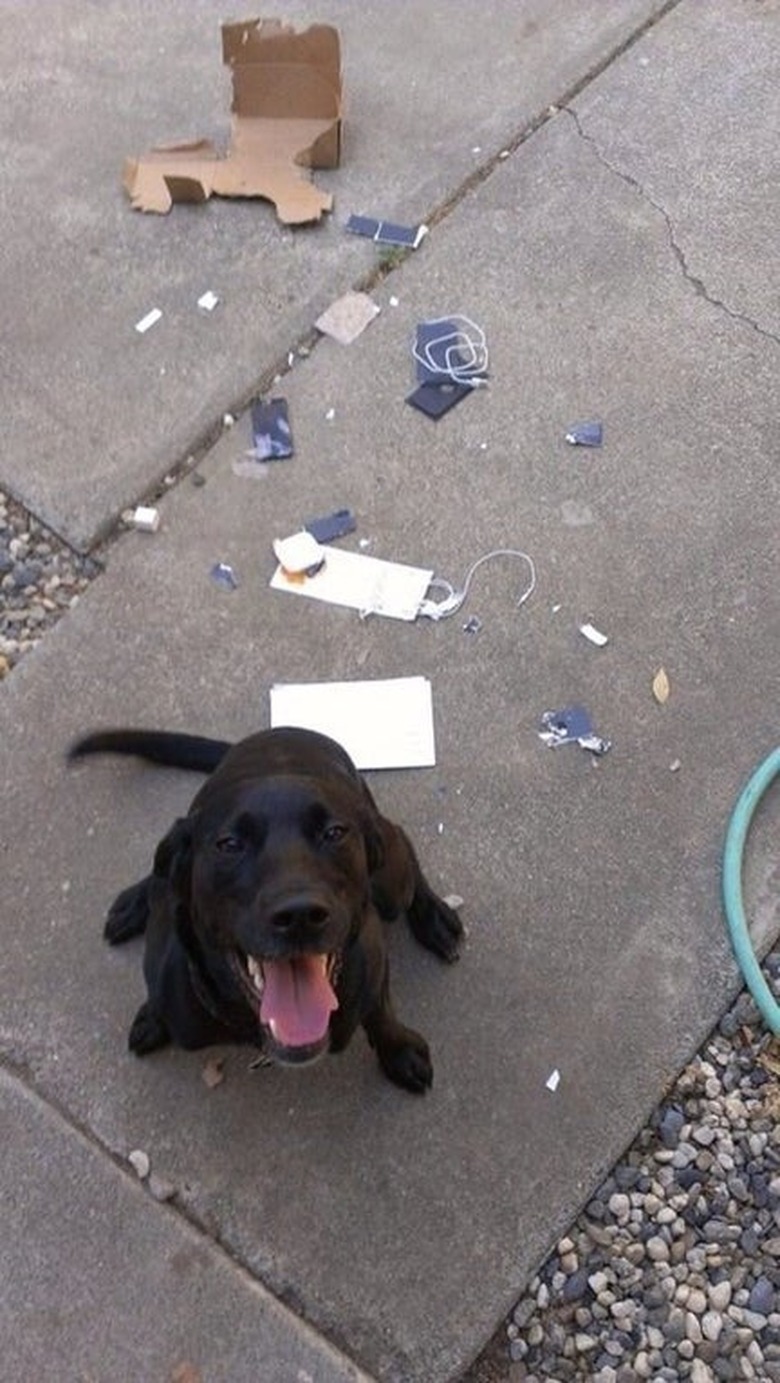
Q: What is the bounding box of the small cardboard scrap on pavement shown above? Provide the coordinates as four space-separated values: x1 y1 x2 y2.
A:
132 505 160 532
270 676 435 769
124 20 342 225
315 291 380 344
345 215 428 249
270 545 433 621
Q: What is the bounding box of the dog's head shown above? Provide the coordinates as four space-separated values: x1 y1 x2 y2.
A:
154 773 383 1066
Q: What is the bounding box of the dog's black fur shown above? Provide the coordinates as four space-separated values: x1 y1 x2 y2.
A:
69 727 462 1092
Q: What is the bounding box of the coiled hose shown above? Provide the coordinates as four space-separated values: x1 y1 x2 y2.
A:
722 747 780 1033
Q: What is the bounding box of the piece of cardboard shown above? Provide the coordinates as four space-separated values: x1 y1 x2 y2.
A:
124 19 342 225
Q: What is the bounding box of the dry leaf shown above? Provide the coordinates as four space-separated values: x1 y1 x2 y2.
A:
652 667 670 704
202 1056 225 1089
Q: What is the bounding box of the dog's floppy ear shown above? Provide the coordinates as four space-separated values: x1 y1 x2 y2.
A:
152 816 193 900
360 814 385 875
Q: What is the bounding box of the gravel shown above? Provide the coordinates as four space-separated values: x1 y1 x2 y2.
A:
488 980 780 1383
0 487 100 679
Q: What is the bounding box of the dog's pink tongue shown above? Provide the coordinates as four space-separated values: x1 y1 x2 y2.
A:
260 955 338 1047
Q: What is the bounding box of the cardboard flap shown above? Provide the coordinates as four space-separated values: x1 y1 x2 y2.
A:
123 18 342 223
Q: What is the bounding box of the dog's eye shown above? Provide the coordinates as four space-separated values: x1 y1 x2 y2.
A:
215 834 244 855
322 823 348 845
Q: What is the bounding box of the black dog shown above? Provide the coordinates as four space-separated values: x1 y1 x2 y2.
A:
69 727 462 1092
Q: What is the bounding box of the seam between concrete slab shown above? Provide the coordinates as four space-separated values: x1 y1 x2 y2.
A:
564 104 780 351
0 1052 376 1381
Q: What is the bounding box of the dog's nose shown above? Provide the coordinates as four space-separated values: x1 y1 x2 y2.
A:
270 896 331 934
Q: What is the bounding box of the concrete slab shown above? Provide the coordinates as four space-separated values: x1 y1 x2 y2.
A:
4 13 780 1366
4 1 780 1378
0 0 669 549
570 0 780 342
0 1069 371 1383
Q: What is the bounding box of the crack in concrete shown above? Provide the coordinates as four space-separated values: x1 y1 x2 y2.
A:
564 105 780 349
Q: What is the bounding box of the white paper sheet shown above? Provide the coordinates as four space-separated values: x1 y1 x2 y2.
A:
270 546 433 622
270 677 436 770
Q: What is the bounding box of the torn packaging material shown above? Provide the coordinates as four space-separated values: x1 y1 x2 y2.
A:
124 20 342 225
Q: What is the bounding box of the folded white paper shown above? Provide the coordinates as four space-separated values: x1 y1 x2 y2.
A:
270 546 433 622
270 676 436 770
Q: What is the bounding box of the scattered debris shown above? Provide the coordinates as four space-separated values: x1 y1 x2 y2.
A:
128 1149 150 1180
389 295 400 308
579 622 609 647
565 421 603 447
273 531 326 577
134 308 162 334
407 315 488 419
197 290 219 312
406 381 472 420
345 214 428 249
270 546 433 621
670 758 682 773
545 1068 561 1093
325 407 336 422
131 505 160 533
437 822 445 835
248 1052 274 1071
539 705 612 757
222 412 236 428
250 398 294 460
653 667 671 704
315 291 380 345
417 548 536 622
201 1056 225 1089
463 615 482 634
124 20 342 226
270 676 436 770
412 315 489 386
444 894 464 911
305 508 356 543
210 561 239 591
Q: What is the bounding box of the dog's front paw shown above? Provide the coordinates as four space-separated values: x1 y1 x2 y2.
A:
128 1002 170 1056
408 890 463 962
376 1026 433 1093
104 880 150 945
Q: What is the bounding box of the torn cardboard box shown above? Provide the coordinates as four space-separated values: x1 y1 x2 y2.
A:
124 18 342 225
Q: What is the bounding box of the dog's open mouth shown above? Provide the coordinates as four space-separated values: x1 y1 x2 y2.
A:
234 951 340 1063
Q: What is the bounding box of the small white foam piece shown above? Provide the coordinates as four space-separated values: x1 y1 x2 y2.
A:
135 308 162 334
270 676 435 770
197 290 219 312
272 532 325 574
270 546 433 622
545 1068 561 1093
132 505 160 533
579 622 609 647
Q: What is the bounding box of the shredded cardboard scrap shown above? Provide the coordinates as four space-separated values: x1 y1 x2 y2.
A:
124 20 342 225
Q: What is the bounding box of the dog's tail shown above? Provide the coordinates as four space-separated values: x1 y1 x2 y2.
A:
68 729 232 774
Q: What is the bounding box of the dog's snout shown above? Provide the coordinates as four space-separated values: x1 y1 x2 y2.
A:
270 895 331 934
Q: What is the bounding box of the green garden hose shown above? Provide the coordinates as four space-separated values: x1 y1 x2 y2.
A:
722 747 780 1033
